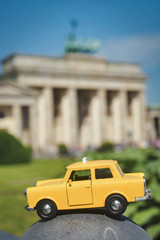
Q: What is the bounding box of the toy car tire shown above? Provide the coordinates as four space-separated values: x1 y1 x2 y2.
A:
36 199 57 220
105 194 127 217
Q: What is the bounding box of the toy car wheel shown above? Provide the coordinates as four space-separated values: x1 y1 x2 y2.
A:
105 194 127 217
36 199 57 220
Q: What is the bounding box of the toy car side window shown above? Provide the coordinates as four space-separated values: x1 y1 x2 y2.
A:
69 169 91 181
95 168 113 179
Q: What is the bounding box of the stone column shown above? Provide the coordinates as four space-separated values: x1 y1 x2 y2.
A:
152 118 156 140
45 87 54 146
60 88 78 148
29 104 39 150
120 90 128 143
99 89 107 143
90 91 101 147
139 91 147 143
12 105 22 139
112 92 122 143
158 117 160 138
68 88 78 147
90 89 107 147
38 87 54 151
132 92 142 143
61 90 71 146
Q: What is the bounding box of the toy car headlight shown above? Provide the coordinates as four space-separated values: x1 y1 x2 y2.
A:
34 182 37 186
24 188 27 197
144 179 146 189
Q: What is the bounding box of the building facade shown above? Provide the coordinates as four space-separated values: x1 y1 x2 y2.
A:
146 106 160 143
0 53 148 152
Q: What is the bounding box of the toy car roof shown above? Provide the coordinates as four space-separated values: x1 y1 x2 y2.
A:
67 160 117 170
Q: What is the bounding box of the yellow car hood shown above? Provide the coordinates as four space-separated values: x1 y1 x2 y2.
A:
36 178 64 186
123 173 144 179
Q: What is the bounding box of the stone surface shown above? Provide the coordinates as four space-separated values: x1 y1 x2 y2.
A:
20 210 152 240
0 230 18 240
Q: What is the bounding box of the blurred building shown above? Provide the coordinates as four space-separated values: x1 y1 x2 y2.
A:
0 53 156 153
146 106 160 144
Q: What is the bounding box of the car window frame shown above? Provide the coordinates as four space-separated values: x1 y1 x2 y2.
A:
69 169 91 182
94 167 113 180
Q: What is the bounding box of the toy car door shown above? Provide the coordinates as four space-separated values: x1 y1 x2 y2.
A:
67 169 93 206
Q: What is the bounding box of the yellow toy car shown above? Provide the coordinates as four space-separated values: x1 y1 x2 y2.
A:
24 158 151 220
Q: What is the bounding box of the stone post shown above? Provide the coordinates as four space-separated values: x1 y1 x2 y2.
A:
20 213 152 240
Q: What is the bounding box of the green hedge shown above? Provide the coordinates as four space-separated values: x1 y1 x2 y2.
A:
98 142 114 152
58 143 68 155
0 130 32 164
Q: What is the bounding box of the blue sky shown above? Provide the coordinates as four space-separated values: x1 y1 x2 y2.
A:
0 0 160 104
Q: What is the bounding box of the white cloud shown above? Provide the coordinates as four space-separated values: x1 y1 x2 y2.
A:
99 34 160 67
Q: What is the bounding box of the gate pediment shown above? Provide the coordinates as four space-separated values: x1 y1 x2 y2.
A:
0 80 38 98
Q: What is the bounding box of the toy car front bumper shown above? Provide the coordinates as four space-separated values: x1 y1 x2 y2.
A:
25 205 35 211
136 189 151 201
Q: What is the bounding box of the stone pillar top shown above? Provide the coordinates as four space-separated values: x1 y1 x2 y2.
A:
20 212 152 240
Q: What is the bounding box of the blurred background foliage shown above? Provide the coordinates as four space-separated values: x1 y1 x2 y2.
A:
58 143 69 155
0 140 159 239
84 147 160 240
0 159 73 237
0 130 32 164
